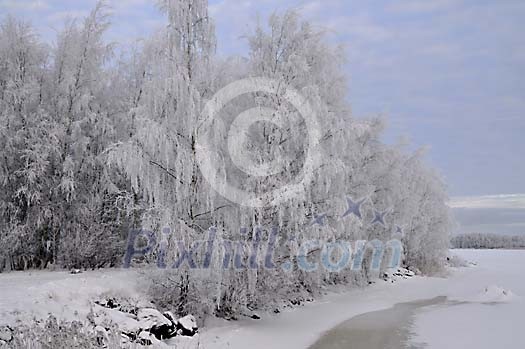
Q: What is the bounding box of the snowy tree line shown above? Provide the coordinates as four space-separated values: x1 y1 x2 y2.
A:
451 233 525 249
0 1 451 319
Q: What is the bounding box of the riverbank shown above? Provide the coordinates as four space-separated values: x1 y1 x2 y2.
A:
196 249 523 349
408 249 524 349
1 250 522 348
194 269 458 348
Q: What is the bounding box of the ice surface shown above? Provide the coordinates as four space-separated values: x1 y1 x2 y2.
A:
409 249 524 349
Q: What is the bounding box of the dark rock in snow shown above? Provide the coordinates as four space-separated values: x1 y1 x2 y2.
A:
290 298 303 306
137 308 172 326
137 331 161 346
0 326 13 342
159 311 179 338
92 299 188 343
240 310 260 320
137 308 175 340
176 314 198 336
94 297 139 315
163 311 177 325
95 297 121 310
94 325 109 346
383 267 416 282
149 320 176 340
121 331 137 343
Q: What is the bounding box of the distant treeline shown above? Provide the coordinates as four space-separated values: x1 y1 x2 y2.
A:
451 233 525 249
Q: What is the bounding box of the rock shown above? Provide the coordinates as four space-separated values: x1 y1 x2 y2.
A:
240 309 261 320
121 331 137 343
95 297 121 310
120 304 139 315
176 315 198 336
408 266 422 275
137 330 162 346
0 326 13 342
137 308 175 340
163 311 178 325
150 321 176 340
290 298 304 306
137 308 172 327
95 297 139 316
405 269 415 277
94 325 109 346
94 325 107 334
120 331 138 344
94 306 141 335
383 267 415 282
93 302 180 342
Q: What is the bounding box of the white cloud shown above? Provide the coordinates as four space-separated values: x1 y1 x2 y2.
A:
47 10 89 23
449 194 525 209
0 0 48 11
387 0 457 14
326 14 392 42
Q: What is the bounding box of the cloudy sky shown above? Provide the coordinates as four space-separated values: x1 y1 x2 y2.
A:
1 0 524 234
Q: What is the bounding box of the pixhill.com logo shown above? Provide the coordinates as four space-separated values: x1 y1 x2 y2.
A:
123 196 404 273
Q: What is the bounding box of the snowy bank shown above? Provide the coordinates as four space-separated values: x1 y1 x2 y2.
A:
1 250 523 348
187 249 524 348
408 249 525 349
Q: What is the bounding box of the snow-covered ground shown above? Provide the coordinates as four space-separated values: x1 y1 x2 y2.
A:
0 269 144 327
198 249 524 349
408 249 524 349
0 249 523 348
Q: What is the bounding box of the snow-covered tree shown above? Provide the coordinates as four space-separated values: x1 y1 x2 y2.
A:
0 3 127 271
0 16 51 271
0 1 453 322
46 3 124 268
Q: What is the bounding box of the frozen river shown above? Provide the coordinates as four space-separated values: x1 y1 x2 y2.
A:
309 249 524 349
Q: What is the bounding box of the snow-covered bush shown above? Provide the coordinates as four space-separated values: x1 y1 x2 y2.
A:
2 317 122 349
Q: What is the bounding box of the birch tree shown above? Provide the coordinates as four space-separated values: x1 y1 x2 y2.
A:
0 16 51 270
